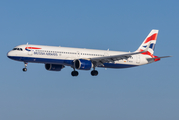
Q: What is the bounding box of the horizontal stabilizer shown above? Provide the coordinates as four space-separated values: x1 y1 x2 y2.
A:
146 56 172 60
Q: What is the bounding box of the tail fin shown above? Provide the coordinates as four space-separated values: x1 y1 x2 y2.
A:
136 29 159 55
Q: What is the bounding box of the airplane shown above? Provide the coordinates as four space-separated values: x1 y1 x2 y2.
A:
7 29 171 76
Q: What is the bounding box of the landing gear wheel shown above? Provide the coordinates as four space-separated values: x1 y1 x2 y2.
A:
71 71 79 76
23 62 28 72
23 68 27 72
91 70 98 76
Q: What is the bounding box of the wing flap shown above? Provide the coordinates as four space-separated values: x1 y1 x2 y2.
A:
90 50 146 67
89 43 151 66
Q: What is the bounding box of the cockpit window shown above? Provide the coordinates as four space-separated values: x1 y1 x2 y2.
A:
12 48 23 51
13 48 17 50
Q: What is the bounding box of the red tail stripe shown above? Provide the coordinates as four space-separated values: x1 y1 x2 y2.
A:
139 49 154 58
139 49 160 62
144 33 158 43
154 56 160 62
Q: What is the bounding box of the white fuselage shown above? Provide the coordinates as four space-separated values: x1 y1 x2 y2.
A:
7 44 151 69
7 30 169 76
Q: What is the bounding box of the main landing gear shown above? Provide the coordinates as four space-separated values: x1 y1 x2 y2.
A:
23 62 28 72
71 68 98 77
91 70 98 76
71 68 79 77
71 71 79 76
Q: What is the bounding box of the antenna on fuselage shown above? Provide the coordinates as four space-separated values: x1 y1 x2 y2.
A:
26 43 29 49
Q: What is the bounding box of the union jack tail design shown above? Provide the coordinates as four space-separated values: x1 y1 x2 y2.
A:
136 29 159 55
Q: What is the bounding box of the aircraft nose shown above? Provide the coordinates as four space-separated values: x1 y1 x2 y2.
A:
7 51 14 58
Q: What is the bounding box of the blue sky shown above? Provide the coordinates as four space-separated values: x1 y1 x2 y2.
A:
0 0 178 120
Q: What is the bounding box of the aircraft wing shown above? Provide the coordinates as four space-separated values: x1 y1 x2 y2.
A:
90 50 145 66
90 43 151 66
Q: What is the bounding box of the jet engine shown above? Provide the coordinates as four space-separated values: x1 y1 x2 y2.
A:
74 59 92 70
45 64 65 71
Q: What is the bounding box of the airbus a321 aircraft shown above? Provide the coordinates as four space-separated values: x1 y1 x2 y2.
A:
7 30 171 76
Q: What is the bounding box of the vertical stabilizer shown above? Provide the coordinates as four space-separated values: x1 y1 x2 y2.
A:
136 29 159 55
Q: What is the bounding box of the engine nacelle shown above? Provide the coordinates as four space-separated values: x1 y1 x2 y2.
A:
74 59 92 70
45 64 65 71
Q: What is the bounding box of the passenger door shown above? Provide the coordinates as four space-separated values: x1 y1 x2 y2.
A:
136 55 140 64
77 51 80 58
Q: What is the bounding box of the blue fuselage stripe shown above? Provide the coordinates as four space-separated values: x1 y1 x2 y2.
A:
8 56 138 69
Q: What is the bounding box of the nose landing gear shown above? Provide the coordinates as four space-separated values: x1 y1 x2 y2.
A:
23 62 28 72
